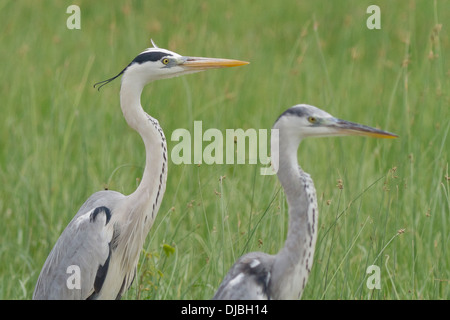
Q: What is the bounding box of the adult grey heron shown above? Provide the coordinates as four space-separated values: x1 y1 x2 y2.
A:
33 41 248 300
213 104 397 299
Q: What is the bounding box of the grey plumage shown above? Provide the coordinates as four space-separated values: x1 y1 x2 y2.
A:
33 43 248 300
213 169 317 300
34 191 126 299
213 252 274 300
213 104 397 300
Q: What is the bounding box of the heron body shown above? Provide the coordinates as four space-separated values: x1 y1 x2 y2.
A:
33 42 248 300
213 104 397 300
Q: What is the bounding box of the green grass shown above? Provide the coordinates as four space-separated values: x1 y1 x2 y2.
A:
0 0 448 299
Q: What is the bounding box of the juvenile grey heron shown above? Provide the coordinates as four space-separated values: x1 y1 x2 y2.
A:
33 41 248 300
213 104 397 299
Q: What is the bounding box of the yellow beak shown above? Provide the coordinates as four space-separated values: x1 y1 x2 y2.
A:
180 57 249 70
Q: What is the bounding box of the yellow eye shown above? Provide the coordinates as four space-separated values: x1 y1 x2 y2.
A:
162 58 169 65
308 116 317 123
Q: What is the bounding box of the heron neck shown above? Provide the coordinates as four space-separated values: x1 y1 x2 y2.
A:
270 129 318 299
273 133 312 253
119 76 146 132
271 129 304 204
119 75 168 227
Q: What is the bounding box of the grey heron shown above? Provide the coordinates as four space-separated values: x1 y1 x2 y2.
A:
33 41 248 300
213 104 397 299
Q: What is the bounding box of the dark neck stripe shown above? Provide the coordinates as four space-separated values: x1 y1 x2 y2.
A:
93 51 174 90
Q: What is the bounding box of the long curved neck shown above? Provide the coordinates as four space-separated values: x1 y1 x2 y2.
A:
119 74 168 228
269 128 318 299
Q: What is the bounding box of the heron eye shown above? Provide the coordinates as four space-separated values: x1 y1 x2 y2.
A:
308 116 317 123
162 58 170 65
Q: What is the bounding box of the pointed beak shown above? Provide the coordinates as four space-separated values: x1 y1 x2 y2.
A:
179 56 249 70
328 118 398 139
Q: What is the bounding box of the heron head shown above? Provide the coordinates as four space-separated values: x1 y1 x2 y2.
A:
94 40 249 90
274 104 398 140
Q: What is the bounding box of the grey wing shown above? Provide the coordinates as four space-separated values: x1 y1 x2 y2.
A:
33 191 124 300
213 252 274 300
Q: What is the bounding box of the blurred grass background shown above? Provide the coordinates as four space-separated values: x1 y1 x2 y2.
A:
0 0 448 299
